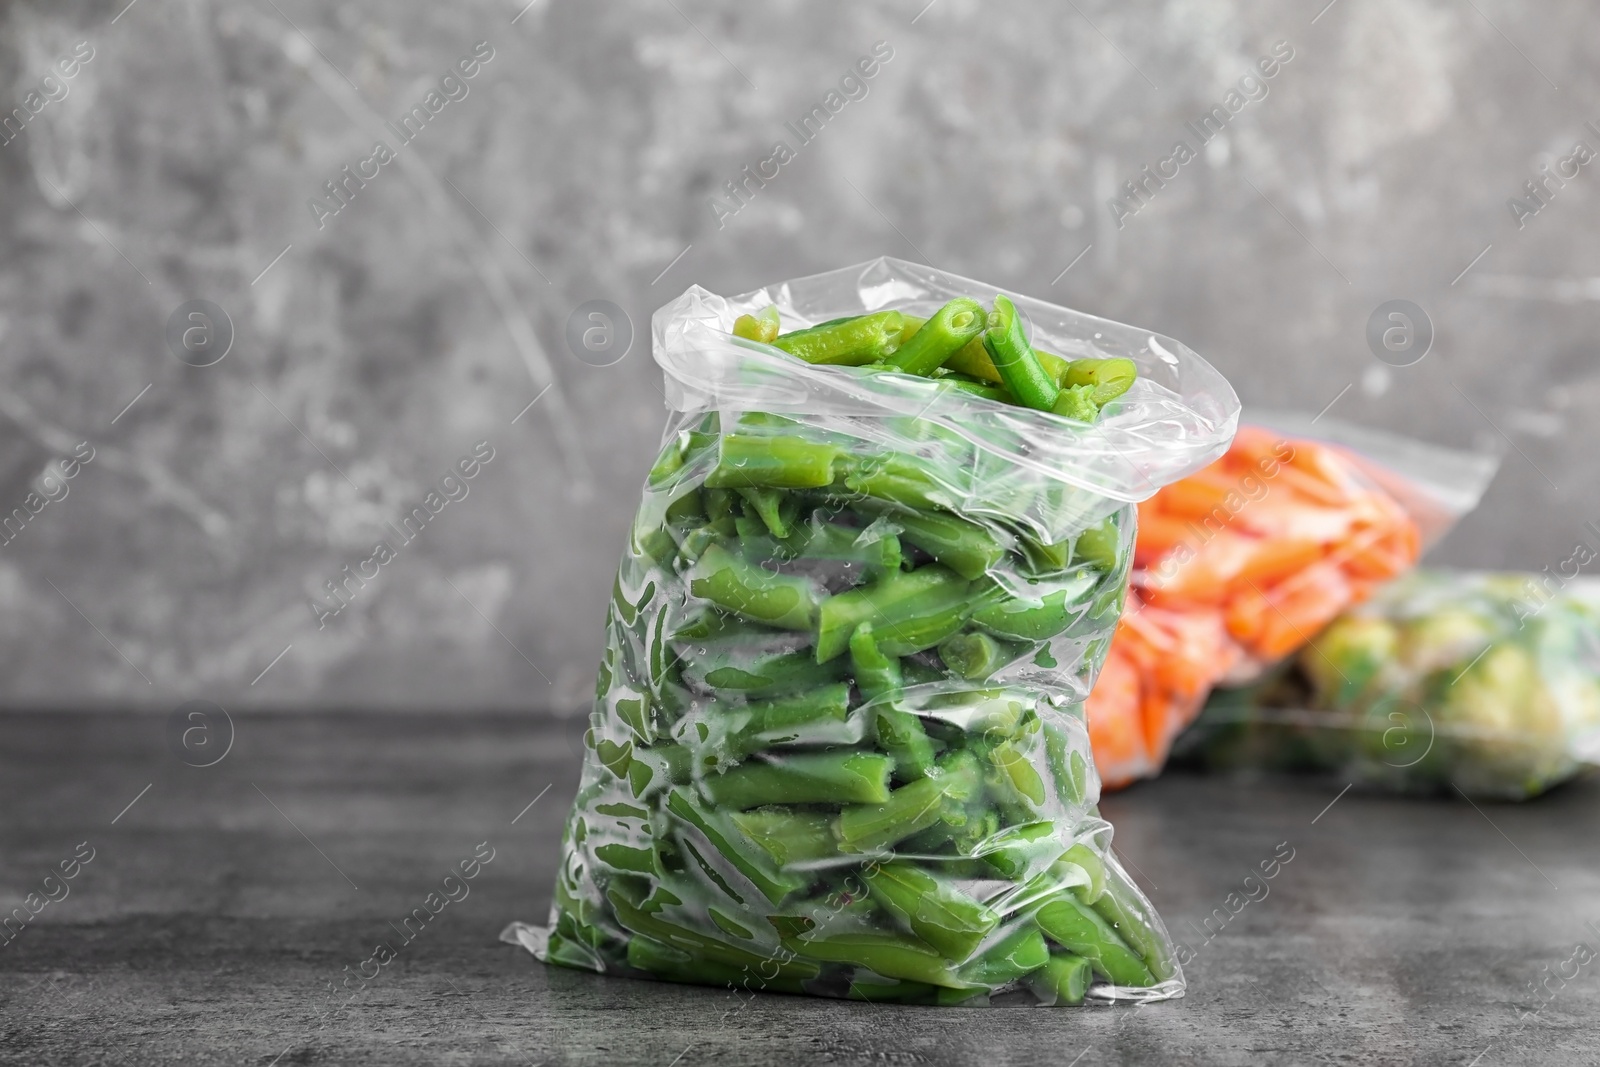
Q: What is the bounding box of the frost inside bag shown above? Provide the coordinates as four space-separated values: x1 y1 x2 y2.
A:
1087 417 1497 790
1174 570 1600 800
506 258 1238 1005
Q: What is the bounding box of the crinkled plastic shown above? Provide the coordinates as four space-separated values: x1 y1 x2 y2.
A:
1087 418 1497 790
1173 570 1600 800
506 258 1238 1006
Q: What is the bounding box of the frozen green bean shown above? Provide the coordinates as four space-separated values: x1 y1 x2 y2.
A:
539 281 1191 1009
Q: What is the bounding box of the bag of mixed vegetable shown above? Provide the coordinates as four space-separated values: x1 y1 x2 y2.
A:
1173 570 1600 800
1086 415 1497 790
504 258 1239 1006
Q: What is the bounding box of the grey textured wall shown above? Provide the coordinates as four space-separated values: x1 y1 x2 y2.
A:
1 0 1595 711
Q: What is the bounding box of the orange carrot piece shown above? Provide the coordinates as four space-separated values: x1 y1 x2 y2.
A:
1234 536 1328 589
1085 650 1150 790
1141 528 1260 603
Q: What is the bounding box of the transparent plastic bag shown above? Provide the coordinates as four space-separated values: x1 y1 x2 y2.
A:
507 258 1238 1006
1172 570 1600 800
1086 417 1497 791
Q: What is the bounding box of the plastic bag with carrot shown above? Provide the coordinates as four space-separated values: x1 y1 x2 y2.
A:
1087 414 1498 790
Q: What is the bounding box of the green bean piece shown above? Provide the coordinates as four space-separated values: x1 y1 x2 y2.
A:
733 513 769 545
982 295 1060 411
864 862 1001 961
885 509 1006 580
957 925 1051 989
1041 721 1089 806
608 883 818 976
885 298 987 377
938 632 1015 679
689 545 823 631
615 741 692 798
639 526 678 569
664 489 704 526
705 435 844 490
850 624 936 780
896 313 927 345
849 623 902 705
728 809 840 867
846 979 943 1003
702 751 893 810
1034 895 1156 987
840 453 952 512
674 525 718 566
1018 534 1073 575
1090 867 1177 981
912 801 1000 860
731 304 781 344
593 842 660 876
979 821 1063 880
1060 843 1107 903
1051 384 1100 423
671 611 773 643
922 687 1029 740
703 488 739 537
735 487 795 538
648 441 687 485
1074 518 1121 572
1063 356 1138 404
816 564 971 663
945 333 1074 388
835 752 980 852
1026 952 1094 1005
939 377 1014 404
875 710 938 781
720 682 851 756
664 789 808 904
771 310 906 366
970 581 1094 641
777 929 977 989
988 739 1048 808
777 518 902 582
689 648 844 699
627 934 810 995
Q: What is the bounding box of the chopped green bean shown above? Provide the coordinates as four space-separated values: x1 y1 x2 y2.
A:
885 298 987 376
983 295 1060 411
702 751 894 809
689 545 823 631
772 310 906 366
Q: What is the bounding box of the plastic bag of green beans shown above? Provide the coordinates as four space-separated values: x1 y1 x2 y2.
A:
506 258 1239 1005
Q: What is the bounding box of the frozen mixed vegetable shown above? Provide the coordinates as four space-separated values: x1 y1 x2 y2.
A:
1174 570 1600 799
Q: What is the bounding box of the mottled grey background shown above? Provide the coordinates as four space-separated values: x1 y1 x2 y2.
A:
0 0 1594 711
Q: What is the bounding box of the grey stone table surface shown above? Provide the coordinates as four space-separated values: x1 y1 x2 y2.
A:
2 711 1598 1066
